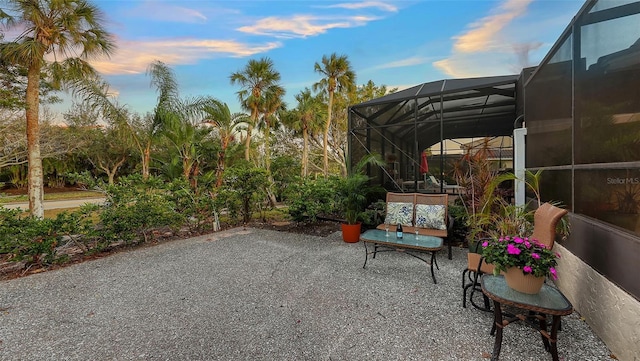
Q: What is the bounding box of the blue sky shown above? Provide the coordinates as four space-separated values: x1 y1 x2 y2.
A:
61 0 584 117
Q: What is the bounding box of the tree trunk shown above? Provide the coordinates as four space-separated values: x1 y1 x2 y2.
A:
245 107 258 161
26 64 44 218
264 121 271 174
266 177 277 208
302 127 309 177
142 144 151 180
215 151 225 188
99 156 126 185
244 124 252 161
323 90 334 178
182 154 191 180
107 170 116 185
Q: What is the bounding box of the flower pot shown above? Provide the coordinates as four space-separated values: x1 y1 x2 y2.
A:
504 267 545 294
341 223 361 243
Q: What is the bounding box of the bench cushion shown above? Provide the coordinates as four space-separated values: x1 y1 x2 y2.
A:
385 202 414 226
415 204 447 230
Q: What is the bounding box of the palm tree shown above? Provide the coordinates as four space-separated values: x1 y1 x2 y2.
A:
284 88 325 177
0 0 115 218
258 84 285 175
145 60 182 179
313 53 356 177
144 62 207 187
199 98 249 187
229 57 281 161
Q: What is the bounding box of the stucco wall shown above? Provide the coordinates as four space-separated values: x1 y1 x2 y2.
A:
554 244 640 361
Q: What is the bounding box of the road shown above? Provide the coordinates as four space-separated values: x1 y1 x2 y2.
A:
1 197 105 210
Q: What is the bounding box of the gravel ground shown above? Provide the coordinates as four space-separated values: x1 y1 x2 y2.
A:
0 227 612 360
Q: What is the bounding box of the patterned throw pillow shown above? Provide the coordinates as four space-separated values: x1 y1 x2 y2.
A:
384 202 414 226
414 204 446 230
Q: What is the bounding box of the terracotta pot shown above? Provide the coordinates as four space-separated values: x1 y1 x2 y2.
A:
504 267 545 294
341 223 361 243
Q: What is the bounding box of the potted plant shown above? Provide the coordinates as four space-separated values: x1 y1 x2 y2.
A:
481 235 560 294
338 154 385 243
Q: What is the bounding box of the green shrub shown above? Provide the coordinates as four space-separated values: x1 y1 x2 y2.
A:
0 209 56 265
448 200 470 244
0 207 95 266
287 177 339 222
166 178 218 232
271 155 301 201
221 166 269 224
361 199 386 228
99 175 184 243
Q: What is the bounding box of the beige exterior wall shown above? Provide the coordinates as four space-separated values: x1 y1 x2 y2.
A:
554 244 640 361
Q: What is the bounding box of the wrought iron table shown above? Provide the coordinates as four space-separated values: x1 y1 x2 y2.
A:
360 229 443 283
481 275 573 361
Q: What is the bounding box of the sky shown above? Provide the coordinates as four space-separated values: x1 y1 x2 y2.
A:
42 0 586 119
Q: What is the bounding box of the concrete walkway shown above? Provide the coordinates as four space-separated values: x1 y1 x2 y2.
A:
0 228 611 360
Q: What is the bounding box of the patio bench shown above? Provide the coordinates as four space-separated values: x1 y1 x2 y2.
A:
376 192 453 259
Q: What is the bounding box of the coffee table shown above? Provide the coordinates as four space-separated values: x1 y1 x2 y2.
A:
360 229 443 283
481 275 573 361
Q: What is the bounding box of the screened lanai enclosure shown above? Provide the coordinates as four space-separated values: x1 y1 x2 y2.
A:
348 74 523 193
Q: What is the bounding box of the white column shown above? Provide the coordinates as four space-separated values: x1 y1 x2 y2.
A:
513 127 527 206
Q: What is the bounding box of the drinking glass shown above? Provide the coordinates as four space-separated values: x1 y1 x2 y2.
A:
414 229 419 240
385 222 390 236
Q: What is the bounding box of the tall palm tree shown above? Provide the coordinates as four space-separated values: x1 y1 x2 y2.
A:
0 0 115 218
285 88 325 177
313 53 355 177
229 57 281 161
199 98 249 187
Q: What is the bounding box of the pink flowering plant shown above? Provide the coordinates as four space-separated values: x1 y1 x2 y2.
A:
481 236 560 279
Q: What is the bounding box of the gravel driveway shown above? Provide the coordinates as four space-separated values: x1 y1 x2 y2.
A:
0 228 611 360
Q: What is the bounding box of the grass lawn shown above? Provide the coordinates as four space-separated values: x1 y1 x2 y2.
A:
0 190 104 204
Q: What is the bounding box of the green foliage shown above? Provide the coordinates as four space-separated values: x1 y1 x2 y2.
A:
8 165 27 189
66 171 105 191
361 199 386 228
286 177 339 222
482 236 559 279
222 165 268 224
0 208 58 265
0 206 96 266
271 155 301 201
337 153 385 224
448 200 469 243
337 173 369 224
99 175 184 244
166 178 217 232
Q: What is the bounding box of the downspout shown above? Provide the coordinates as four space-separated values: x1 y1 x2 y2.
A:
513 114 527 206
439 80 446 193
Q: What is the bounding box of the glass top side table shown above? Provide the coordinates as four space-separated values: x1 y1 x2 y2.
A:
481 275 573 361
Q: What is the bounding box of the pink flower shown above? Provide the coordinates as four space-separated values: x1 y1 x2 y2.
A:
514 237 524 244
531 253 540 260
507 244 521 255
482 241 489 247
523 265 533 273
550 267 558 280
498 237 504 242
504 236 511 241
524 241 531 248
555 252 562 258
